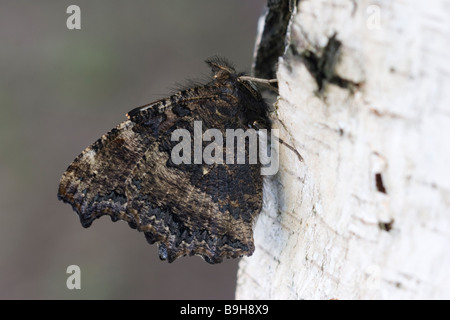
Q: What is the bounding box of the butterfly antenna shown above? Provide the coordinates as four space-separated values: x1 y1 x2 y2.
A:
238 76 279 93
253 122 303 162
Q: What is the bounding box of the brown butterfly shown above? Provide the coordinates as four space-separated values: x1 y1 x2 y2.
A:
58 57 272 263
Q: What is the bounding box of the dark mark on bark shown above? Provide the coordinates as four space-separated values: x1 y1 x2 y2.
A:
253 0 299 81
379 219 394 232
290 33 361 94
375 172 387 194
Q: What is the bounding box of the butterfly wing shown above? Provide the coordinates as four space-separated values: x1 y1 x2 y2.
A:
58 86 263 264
58 119 151 227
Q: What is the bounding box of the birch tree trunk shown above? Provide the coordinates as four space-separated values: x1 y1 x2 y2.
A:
236 0 450 299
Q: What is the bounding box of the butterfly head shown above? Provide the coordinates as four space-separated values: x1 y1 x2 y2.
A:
205 57 237 83
205 57 270 129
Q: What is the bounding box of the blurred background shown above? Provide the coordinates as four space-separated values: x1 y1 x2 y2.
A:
0 0 267 299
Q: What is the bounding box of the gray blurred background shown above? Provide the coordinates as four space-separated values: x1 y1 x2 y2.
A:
0 0 266 299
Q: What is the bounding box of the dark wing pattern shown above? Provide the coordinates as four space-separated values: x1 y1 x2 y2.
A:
58 58 269 263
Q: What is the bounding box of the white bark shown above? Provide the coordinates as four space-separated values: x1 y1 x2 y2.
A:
236 0 450 299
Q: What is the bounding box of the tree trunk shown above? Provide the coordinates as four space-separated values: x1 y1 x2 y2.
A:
236 0 450 299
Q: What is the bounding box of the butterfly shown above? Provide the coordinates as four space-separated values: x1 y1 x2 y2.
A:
57 57 272 264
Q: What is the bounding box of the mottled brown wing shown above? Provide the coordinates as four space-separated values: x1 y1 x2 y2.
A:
58 85 263 264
